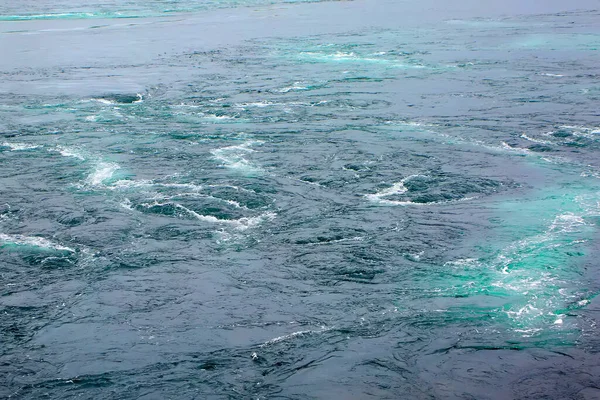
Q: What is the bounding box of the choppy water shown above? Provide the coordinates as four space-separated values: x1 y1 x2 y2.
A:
1 0 600 398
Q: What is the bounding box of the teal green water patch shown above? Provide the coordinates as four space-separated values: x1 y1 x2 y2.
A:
0 0 334 22
507 33 600 51
73 98 250 126
429 177 600 343
262 37 439 76
444 18 527 29
0 12 142 21
379 120 600 343
0 233 76 253
295 49 431 70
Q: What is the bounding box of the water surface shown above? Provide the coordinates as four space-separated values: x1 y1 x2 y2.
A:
1 0 600 398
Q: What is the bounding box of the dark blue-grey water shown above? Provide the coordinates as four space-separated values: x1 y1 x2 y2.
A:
1 0 600 398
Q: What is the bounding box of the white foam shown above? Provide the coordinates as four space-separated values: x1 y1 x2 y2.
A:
520 134 554 145
259 326 331 347
203 114 235 121
54 145 86 160
500 142 531 154
86 162 120 186
120 198 134 210
305 236 365 246
236 101 276 108
548 213 586 233
1 142 41 151
234 212 277 231
540 73 564 77
159 182 203 191
278 82 309 93
141 201 275 231
211 140 264 173
559 125 600 139
88 94 142 105
365 179 409 203
110 179 154 190
365 175 473 206
93 98 116 105
207 184 257 194
300 51 428 69
0 233 75 252
445 258 479 267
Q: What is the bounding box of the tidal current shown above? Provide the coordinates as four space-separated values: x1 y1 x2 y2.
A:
1 0 600 398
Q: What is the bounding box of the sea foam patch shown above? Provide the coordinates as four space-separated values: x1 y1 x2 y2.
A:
0 233 75 253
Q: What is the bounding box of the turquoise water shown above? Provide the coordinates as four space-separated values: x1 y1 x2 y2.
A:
1 0 600 398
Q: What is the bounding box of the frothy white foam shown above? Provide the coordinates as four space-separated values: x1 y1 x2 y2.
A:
0 233 75 252
365 175 451 206
278 82 309 93
1 142 41 151
444 258 479 267
500 142 531 154
202 114 235 122
259 326 331 347
110 179 154 190
86 162 120 186
365 180 409 203
540 73 564 77
120 198 134 210
93 98 116 105
141 201 275 231
548 213 586 233
54 145 86 160
559 125 600 139
520 134 554 145
88 93 142 105
236 101 275 108
211 140 264 173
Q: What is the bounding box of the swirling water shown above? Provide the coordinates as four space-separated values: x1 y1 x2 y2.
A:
1 0 600 398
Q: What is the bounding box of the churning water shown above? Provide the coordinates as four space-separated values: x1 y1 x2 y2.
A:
1 0 600 398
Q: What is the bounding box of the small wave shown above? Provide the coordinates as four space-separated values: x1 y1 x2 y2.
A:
1 142 41 151
0 233 75 253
